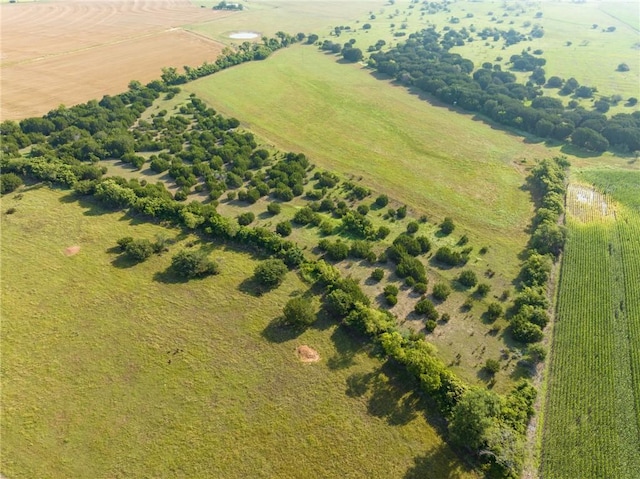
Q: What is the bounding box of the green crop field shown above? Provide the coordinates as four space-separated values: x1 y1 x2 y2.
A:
540 187 640 478
0 187 476 479
184 45 554 279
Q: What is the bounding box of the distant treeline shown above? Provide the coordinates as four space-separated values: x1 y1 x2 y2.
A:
365 27 640 154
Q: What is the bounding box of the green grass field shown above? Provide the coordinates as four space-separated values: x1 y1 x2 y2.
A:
0 186 476 479
184 45 553 280
540 192 640 478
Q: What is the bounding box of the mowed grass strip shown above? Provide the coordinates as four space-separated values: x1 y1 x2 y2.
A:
541 214 640 479
185 46 546 277
0 187 476 479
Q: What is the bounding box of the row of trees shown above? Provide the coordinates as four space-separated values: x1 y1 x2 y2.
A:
360 27 640 153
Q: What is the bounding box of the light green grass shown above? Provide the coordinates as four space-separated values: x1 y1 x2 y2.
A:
541 208 640 478
0 186 476 479
184 45 553 280
579 168 640 211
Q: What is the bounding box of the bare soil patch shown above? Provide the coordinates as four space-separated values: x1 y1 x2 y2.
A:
0 0 230 120
64 245 81 256
296 345 320 363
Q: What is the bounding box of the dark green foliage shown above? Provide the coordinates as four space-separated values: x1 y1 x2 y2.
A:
396 255 427 283
254 258 288 288
275 221 292 237
414 298 438 320
384 293 398 306
449 387 501 450
475 282 491 297
432 282 452 301
318 238 349 261
396 205 407 219
440 217 455 234
341 211 375 239
434 246 465 266
356 204 369 216
283 296 316 326
414 282 428 295
406 221 419 234
521 252 552 287
511 316 543 343
425 320 437 332
117 236 134 251
237 211 255 226
458 270 478 287
267 202 281 215
171 250 219 278
123 238 154 262
293 206 317 225
485 358 500 375
370 268 384 282
377 226 391 239
383 284 399 296
528 344 547 363
1 173 23 194
374 194 389 208
486 302 503 321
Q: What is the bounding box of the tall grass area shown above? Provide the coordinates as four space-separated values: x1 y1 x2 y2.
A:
541 206 640 478
579 169 640 211
185 46 551 279
0 187 476 479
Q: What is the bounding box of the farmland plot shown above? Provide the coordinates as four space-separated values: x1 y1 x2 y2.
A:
541 185 640 478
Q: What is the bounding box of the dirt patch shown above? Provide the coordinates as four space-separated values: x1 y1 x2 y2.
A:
296 345 320 363
566 183 615 223
64 245 81 256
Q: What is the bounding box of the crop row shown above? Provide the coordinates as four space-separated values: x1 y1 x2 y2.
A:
542 216 640 478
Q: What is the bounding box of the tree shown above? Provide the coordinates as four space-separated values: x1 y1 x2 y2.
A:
449 387 501 450
123 238 154 262
171 250 219 278
0 173 23 194
254 258 288 288
283 296 316 326
237 212 255 226
458 269 478 287
440 217 455 234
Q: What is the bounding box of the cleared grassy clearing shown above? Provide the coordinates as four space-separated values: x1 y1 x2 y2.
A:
579 169 640 211
184 45 550 279
0 187 476 479
541 195 640 478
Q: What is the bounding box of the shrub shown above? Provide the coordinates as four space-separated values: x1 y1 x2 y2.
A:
432 282 452 301
414 282 428 295
528 344 547 363
425 320 437 332
357 204 369 215
319 239 349 261
440 217 455 234
117 236 134 251
458 270 478 287
293 206 317 225
486 302 503 321
171 250 219 278
123 238 154 262
396 255 426 283
254 258 288 288
370 268 384 282
375 194 389 207
435 246 463 266
1 173 23 194
283 296 316 326
275 221 292 237
237 212 255 226
415 298 438 320
383 284 399 296
396 205 407 218
441 312 451 323
407 221 419 234
511 316 543 343
475 282 491 297
484 359 500 375
384 294 398 306
377 225 391 239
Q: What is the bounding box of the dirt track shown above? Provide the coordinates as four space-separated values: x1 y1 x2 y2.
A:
1 0 231 120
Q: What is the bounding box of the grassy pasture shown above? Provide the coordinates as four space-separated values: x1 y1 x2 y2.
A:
0 186 476 479
540 189 640 478
184 45 551 280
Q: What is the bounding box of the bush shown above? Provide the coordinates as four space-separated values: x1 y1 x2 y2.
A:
383 284 399 296
275 221 292 237
407 221 419 234
123 238 154 262
414 282 428 295
237 211 255 226
293 206 317 225
1 173 23 194
171 250 219 278
415 298 438 320
370 268 384 282
458 270 478 287
377 226 391 239
440 217 455 234
486 302 503 321
396 255 426 283
432 282 452 301
425 320 437 332
283 296 316 326
254 258 288 288
319 239 349 261
484 359 500 375
396 205 407 218
375 194 389 207
475 283 491 297
528 344 547 363
384 294 398 306
434 246 463 266
441 312 451 323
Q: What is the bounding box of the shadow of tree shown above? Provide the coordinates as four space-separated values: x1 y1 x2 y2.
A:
261 316 304 343
404 443 474 479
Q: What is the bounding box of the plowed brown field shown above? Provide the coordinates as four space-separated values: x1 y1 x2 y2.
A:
1 0 231 120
